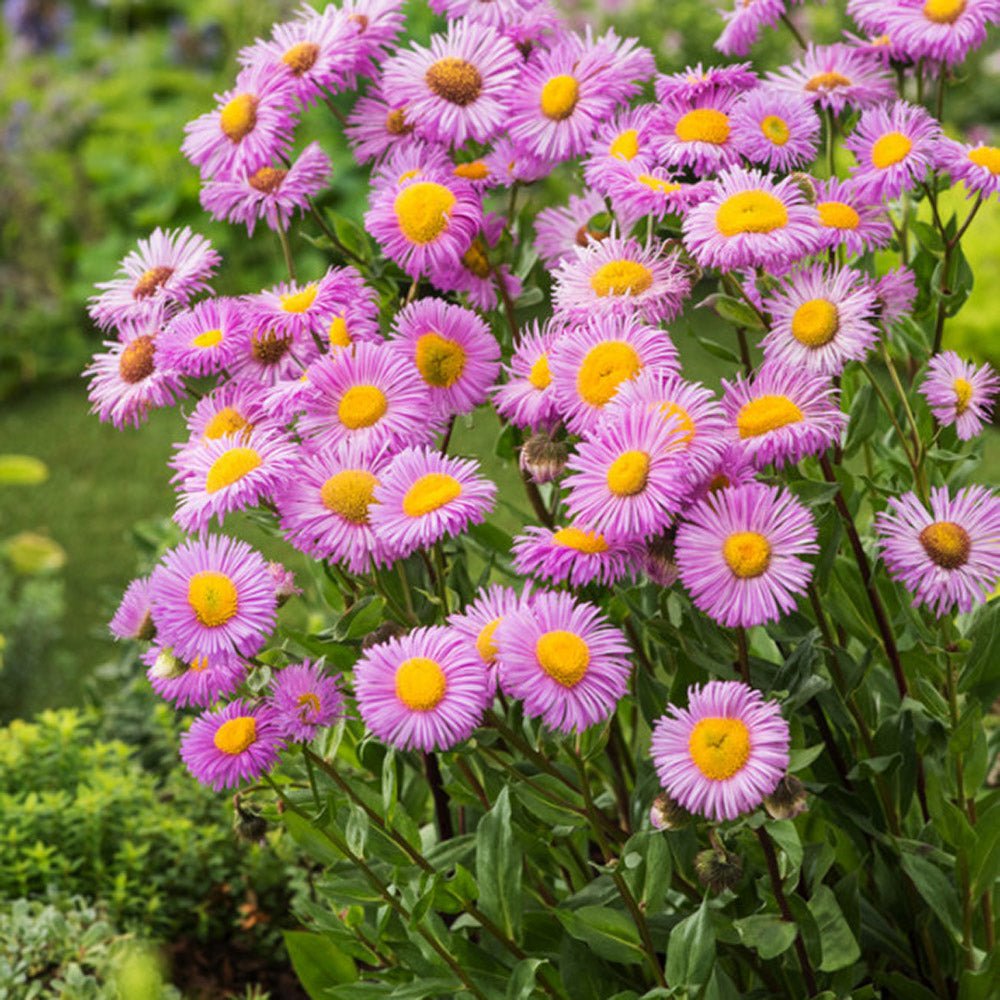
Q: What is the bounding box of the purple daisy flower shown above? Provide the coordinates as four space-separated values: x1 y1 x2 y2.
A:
227 317 320 389
813 177 893 255
430 216 523 312
937 138 1000 199
722 363 846 469
370 446 496 559
533 189 609 269
875 485 1000 615
846 100 942 201
921 351 1000 440
149 535 277 661
246 269 357 343
88 227 220 331
200 141 332 237
337 0 410 82
715 0 790 57
182 63 296 180
483 136 555 187
297 341 440 450
345 88 420 165
387 298 500 417
549 314 680 436
582 105 658 192
512 524 644 588
655 62 759 102
270 661 346 742
171 429 298 532
144 646 247 709
761 263 880 375
109 576 155 641
655 90 743 175
871 266 919 327
597 160 714 230
882 0 995 66
492 319 564 432
497 591 632 735
157 297 245 378
180 700 284 791
765 43 896 115
185 382 269 443
650 681 790 821
315 269 383 351
675 482 818 628
448 583 532 681
370 142 453 193
684 443 760 509
354 626 492 751
730 87 820 173
276 439 393 572
563 407 690 541
365 173 483 279
381 20 521 147
682 167 821 273
551 236 692 325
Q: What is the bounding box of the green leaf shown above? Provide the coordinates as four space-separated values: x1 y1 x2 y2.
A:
476 786 522 941
899 851 963 943
665 897 715 989
0 454 48 486
788 744 825 772
556 905 645 966
282 930 356 998
282 812 344 867
700 292 766 331
960 600 1000 699
807 885 860 972
733 914 798 959
505 958 546 1000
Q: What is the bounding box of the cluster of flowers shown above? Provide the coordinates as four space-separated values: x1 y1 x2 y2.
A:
91 0 1000 825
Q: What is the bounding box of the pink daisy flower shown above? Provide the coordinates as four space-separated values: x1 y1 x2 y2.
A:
875 485 1000 616
387 298 500 417
345 88 420 165
144 646 247 709
109 576 155 641
920 351 1000 440
370 142 452 193
730 87 820 172
370 446 496 559
722 363 846 469
715 0 790 57
482 136 554 187
650 681 790 821
533 189 609 269
447 583 531 682
582 106 658 193
337 0 407 81
937 139 1000 199
813 177 893 255
381 20 521 147
88 227 220 331
551 236 692 325
227 319 319 388
148 535 277 661
182 64 296 180
847 100 942 202
180 700 284 791
882 0 995 66
245 269 352 343
682 167 821 272
297 341 439 450
497 591 632 735
512 524 644 588
655 62 758 102
684 443 759 509
355 627 493 751
157 297 244 377
597 160 714 230
428 214 522 312
675 482 818 628
200 142 332 236
761 263 880 375
871 266 919 327
492 319 564 432
276 440 393 573
270 661 346 742
549 314 680 436
655 90 743 175
185 382 269 443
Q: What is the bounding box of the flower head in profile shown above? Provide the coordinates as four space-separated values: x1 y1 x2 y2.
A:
715 0 791 57
109 577 156 642
533 189 610 269
144 646 247 709
937 138 1000 200
345 88 420 164
512 524 644 588
655 61 758 102
651 681 790 821
270 661 346 742
448 584 532 681
920 351 999 441
492 319 565 432
875 485 1000 616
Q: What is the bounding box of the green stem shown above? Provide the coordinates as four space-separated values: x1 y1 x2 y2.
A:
302 744 322 814
307 198 365 265
734 627 750 683
433 541 450 616
277 224 297 282
780 11 807 49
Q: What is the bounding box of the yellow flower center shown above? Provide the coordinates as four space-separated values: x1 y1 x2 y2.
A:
394 182 456 244
213 716 258 755
791 298 840 347
297 691 322 714
118 336 156 384
192 328 224 349
760 114 790 147
637 174 682 194
395 656 447 711
415 333 467 388
606 450 650 497
205 446 262 493
657 401 697 443
249 167 288 194
805 71 852 93
871 131 913 170
716 191 789 236
736 394 804 437
133 266 173 300
674 108 731 145
967 146 1000 174
919 520 971 568
328 316 351 347
190 656 210 673
386 108 414 136
722 531 772 578
204 407 250 440
425 57 483 106
609 128 640 160
282 41 320 75
528 354 551 390
454 160 490 181
187 571 239 627
338 385 388 430
462 238 491 278
220 93 258 141
707 473 730 492
688 717 751 780
953 377 974 414
923 0 966 24
281 285 319 313
589 260 654 298
321 469 379 524
551 527 608 553
577 341 642 406
402 472 462 517
476 617 502 664
540 74 579 120
535 630 590 688
817 200 860 230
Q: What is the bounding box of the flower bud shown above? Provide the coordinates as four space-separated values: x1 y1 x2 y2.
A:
233 799 268 843
268 562 301 606
148 647 188 680
363 620 408 650
694 846 743 894
788 172 818 204
763 774 808 821
519 432 568 484
644 532 679 588
649 792 691 831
